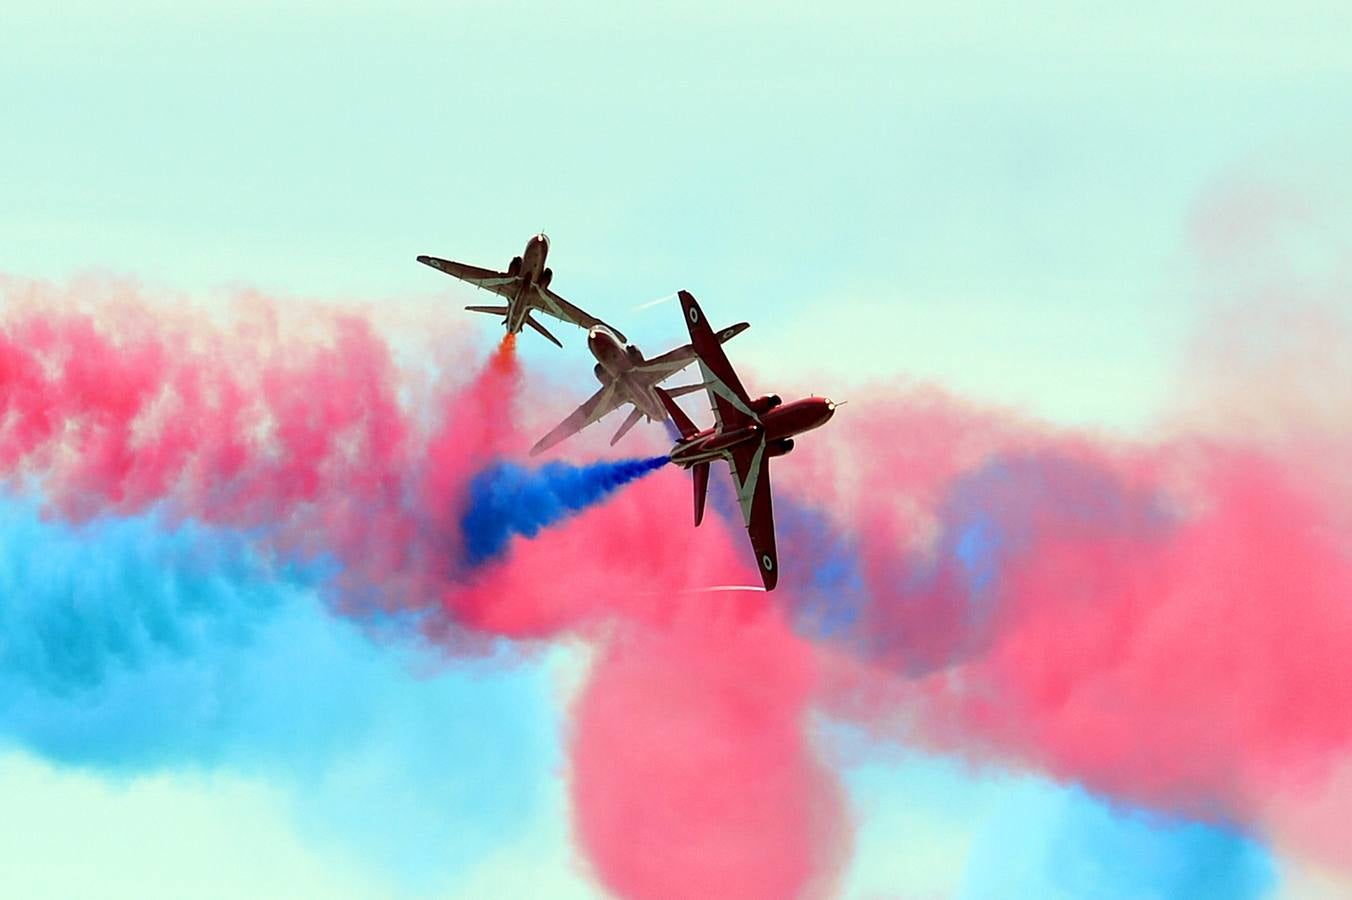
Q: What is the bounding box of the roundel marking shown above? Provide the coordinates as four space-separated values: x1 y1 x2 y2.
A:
761 554 774 571
689 305 700 324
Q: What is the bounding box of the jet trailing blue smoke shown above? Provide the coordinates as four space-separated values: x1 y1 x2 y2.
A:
460 456 670 566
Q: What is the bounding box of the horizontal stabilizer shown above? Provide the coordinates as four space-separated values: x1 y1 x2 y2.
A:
610 407 645 445
663 383 705 398
716 322 751 343
525 313 563 348
465 305 509 316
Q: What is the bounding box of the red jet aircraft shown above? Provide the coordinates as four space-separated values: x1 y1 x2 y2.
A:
656 291 838 591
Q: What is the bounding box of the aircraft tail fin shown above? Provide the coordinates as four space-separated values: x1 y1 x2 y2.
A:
465 305 509 317
525 313 563 348
610 407 645 445
654 386 698 438
692 461 710 526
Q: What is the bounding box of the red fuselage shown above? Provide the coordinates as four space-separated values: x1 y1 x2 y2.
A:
667 397 836 467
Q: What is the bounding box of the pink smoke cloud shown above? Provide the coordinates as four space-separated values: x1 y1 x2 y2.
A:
570 611 849 900
4 184 1352 898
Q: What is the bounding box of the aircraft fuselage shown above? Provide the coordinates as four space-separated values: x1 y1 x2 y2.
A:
518 233 549 285
505 233 551 334
667 397 835 468
587 326 666 421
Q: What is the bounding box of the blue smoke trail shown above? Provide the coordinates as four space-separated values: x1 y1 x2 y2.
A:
460 456 670 566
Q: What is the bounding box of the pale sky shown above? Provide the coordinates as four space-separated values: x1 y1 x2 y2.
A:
3 2 1351 897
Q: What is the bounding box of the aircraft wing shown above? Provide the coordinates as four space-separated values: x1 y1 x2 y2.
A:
677 291 756 429
727 438 778 590
535 287 627 343
641 321 751 380
417 256 519 299
529 381 624 455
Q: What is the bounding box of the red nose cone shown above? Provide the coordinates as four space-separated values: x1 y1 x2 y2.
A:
811 398 837 430
587 327 607 355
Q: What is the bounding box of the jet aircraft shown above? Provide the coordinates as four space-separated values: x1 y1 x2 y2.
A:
416 233 624 347
530 320 750 455
656 291 837 591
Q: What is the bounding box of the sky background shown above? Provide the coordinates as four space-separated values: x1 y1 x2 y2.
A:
3 2 1352 897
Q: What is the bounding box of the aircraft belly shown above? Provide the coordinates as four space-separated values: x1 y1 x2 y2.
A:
631 383 664 421
670 442 726 468
505 295 528 333
704 425 760 453
594 344 633 378
763 418 794 442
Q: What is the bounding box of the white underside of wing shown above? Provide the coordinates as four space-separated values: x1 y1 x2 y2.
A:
727 438 767 526
472 276 518 288
697 359 758 427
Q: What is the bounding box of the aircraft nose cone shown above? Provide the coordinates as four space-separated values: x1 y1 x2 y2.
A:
587 325 615 357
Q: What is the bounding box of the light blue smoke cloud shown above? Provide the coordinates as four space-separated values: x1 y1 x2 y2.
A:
0 497 555 887
960 778 1276 900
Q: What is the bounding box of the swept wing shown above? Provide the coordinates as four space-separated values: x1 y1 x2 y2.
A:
676 291 757 429
416 255 519 299
728 438 777 590
530 382 623 456
536 286 626 343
